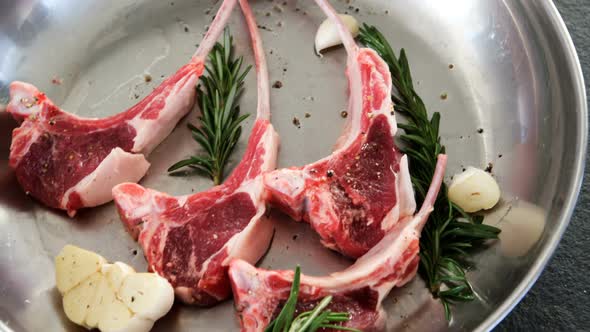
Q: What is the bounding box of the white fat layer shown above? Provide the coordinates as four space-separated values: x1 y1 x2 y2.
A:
129 72 199 154
224 178 273 264
368 55 396 132
396 155 416 217
226 211 273 262
61 148 150 212
381 202 400 231
194 177 271 298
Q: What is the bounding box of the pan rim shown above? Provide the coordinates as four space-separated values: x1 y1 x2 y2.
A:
475 0 588 331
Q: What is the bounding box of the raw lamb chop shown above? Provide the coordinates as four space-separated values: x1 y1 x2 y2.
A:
263 0 415 258
111 0 279 306
230 155 447 332
5 0 238 216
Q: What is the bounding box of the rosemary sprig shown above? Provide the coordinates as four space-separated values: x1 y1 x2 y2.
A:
358 24 501 321
168 28 251 185
265 267 361 332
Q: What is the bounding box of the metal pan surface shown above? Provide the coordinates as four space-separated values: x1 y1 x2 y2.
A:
0 0 586 331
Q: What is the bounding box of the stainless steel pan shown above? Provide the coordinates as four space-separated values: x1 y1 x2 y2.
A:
0 0 586 331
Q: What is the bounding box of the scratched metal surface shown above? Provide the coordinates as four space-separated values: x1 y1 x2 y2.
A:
0 0 586 331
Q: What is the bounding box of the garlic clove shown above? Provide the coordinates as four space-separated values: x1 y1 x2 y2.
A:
103 262 135 291
97 298 135 332
448 167 501 213
62 272 102 327
55 244 107 294
55 245 174 332
315 14 360 55
119 272 175 321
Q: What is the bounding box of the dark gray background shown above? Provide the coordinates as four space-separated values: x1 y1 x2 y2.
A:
495 1 590 331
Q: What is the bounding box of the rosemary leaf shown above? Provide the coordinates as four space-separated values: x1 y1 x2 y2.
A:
168 27 251 185
265 267 361 332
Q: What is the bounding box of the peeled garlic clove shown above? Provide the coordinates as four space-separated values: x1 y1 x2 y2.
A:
315 14 359 55
55 244 107 294
103 262 135 291
55 245 174 332
62 272 102 327
119 273 174 321
448 167 501 213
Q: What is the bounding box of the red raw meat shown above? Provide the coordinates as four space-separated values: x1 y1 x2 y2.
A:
263 0 416 258
111 0 279 306
230 154 447 332
5 0 238 216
